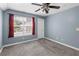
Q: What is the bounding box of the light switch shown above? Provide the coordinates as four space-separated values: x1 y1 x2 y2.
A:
76 28 79 31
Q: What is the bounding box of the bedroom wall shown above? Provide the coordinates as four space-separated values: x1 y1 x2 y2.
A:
45 6 79 48
2 9 45 46
0 9 3 48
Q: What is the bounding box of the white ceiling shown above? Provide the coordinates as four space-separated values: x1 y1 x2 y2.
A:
0 3 79 16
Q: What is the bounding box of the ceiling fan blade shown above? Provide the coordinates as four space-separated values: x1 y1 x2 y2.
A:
32 3 42 6
35 7 44 12
49 6 60 9
35 8 41 12
45 9 49 14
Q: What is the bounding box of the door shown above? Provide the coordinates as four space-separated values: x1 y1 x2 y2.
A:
37 18 44 38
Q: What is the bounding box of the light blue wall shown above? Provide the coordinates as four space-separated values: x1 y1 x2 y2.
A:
45 6 79 48
2 9 45 46
0 9 3 48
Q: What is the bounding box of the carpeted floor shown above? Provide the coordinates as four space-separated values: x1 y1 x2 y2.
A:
0 39 79 56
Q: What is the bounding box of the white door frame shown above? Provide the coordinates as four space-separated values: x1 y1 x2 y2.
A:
37 18 44 38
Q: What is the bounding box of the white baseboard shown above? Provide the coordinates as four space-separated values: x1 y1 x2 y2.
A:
2 37 79 52
45 37 79 51
3 38 39 48
0 48 3 53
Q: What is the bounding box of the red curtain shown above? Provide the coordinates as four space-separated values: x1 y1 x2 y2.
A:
8 14 14 38
32 17 35 35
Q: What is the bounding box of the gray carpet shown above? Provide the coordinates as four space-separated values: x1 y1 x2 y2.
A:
0 39 79 56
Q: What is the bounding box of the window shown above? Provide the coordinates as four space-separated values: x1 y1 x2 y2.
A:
14 15 32 37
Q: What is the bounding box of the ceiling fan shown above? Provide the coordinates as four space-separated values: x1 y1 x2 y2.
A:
32 3 60 14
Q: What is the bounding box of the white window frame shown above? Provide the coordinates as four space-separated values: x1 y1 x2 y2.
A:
14 15 32 37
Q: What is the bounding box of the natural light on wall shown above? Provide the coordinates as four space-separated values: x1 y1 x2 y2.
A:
14 15 32 37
